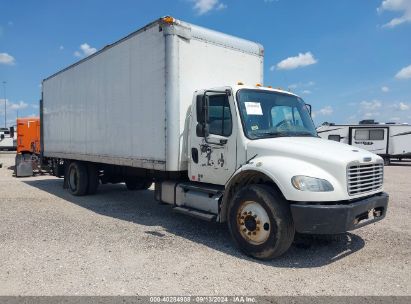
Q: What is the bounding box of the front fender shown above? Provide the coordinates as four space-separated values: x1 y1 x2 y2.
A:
227 156 349 202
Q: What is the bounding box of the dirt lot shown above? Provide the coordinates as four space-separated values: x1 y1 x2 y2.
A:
0 151 410 296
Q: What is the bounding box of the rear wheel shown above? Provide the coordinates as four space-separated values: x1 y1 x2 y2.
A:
125 177 152 191
228 184 295 260
67 161 88 196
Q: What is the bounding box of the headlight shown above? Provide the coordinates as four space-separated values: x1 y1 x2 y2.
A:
291 175 334 192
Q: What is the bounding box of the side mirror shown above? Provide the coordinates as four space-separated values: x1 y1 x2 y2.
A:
10 127 14 138
196 93 209 139
0 134 4 140
196 94 207 124
196 123 209 138
306 104 312 116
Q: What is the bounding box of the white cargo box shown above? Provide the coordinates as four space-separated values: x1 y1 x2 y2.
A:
42 17 263 171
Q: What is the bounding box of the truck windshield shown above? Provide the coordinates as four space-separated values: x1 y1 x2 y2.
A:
237 89 317 139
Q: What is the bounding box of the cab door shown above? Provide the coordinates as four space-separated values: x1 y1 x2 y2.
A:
349 127 388 154
189 90 237 185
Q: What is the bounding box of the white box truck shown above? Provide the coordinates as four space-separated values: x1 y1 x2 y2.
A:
41 17 388 259
317 121 411 165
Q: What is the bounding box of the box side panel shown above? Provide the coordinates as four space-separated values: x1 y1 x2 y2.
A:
43 25 166 169
174 37 263 171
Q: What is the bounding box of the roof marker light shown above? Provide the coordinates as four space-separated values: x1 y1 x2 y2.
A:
162 16 175 24
237 82 244 85
256 83 262 87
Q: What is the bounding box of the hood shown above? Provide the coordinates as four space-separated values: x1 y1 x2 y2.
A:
247 137 381 166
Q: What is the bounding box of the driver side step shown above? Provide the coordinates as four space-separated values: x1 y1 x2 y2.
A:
173 206 217 222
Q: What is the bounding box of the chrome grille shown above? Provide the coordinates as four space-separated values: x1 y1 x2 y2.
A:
347 163 383 196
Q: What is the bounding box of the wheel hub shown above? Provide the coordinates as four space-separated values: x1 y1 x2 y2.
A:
244 215 257 231
237 201 271 245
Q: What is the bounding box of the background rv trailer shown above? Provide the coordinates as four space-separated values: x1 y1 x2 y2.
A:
317 122 411 165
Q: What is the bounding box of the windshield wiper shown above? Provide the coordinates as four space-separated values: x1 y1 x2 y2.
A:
253 131 317 138
292 131 317 137
255 131 290 138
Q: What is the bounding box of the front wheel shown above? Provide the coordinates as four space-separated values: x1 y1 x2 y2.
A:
228 184 295 260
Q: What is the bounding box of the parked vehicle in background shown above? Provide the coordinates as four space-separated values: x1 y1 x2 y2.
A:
317 120 411 165
0 127 16 151
14 117 41 177
38 17 388 259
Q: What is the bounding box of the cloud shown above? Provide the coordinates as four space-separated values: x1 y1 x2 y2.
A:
318 106 333 115
302 90 312 95
0 99 29 113
395 64 411 79
274 52 318 70
381 86 390 92
74 43 97 57
192 0 227 15
287 81 315 90
350 99 411 124
9 101 28 110
364 112 380 118
360 100 382 111
0 53 15 65
378 0 411 28
393 102 410 111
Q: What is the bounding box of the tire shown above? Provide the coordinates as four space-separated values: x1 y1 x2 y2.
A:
87 164 99 195
125 177 152 191
67 161 88 196
228 184 295 260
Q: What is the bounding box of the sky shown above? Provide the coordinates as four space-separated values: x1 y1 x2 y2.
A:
0 0 410 127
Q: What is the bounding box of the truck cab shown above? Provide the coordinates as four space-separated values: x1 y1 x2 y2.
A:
160 84 388 259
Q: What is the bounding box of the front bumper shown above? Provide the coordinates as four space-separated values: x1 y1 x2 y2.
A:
290 192 389 234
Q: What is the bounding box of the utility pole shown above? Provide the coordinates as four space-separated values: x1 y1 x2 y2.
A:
2 81 6 128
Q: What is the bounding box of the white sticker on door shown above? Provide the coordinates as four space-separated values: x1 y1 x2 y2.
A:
244 102 263 115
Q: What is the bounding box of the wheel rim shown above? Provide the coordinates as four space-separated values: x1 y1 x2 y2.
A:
237 201 271 245
69 167 78 191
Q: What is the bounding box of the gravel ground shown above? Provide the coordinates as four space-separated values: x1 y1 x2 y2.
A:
0 151 410 296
